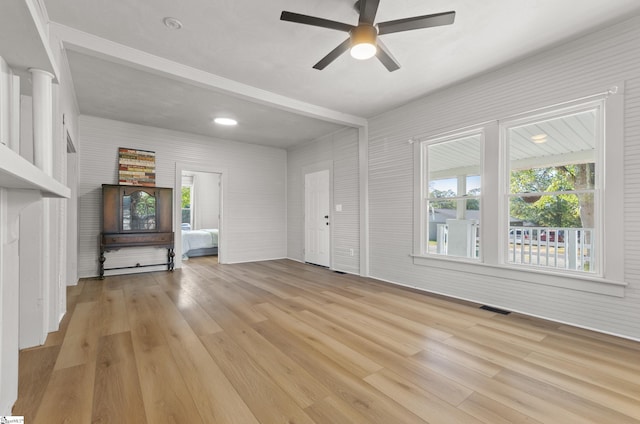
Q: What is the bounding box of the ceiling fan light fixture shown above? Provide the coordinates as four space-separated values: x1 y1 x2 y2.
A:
350 42 377 60
350 25 377 60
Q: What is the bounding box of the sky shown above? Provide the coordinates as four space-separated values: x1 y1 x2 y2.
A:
430 175 481 195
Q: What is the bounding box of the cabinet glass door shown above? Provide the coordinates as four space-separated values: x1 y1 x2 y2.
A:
122 190 156 230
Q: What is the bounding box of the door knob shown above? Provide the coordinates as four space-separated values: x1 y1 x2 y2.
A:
324 215 329 219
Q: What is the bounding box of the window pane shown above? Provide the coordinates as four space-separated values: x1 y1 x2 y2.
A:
424 133 482 259
509 109 596 163
466 175 481 196
428 134 481 198
506 107 599 273
429 177 459 198
426 201 480 258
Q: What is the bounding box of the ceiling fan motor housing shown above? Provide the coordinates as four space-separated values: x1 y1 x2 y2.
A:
350 24 378 45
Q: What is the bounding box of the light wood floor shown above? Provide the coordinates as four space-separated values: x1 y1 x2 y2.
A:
13 257 640 423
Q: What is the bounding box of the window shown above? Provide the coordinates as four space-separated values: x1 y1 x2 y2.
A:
181 186 191 222
502 103 602 274
421 131 482 259
414 87 624 293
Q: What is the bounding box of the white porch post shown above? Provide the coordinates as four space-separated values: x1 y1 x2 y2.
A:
456 174 467 219
29 68 54 176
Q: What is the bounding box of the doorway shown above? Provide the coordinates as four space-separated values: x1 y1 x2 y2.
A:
175 165 224 268
305 169 331 267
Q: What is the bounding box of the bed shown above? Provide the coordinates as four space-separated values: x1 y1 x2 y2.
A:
181 228 218 258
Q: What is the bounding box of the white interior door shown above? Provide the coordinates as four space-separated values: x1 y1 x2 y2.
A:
305 169 330 267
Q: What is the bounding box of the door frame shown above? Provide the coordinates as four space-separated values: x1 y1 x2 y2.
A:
175 163 226 268
302 161 333 269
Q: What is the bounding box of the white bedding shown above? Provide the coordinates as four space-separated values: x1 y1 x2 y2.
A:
182 229 218 256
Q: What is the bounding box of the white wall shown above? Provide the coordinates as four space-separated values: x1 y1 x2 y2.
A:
288 127 360 274
78 116 287 277
367 15 640 340
192 171 220 230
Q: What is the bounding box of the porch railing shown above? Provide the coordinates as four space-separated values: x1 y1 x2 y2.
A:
430 224 594 272
508 226 594 272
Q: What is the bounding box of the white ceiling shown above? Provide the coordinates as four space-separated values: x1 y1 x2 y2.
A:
35 0 640 148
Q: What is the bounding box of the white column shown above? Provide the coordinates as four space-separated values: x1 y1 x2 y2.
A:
456 175 466 219
29 68 54 176
0 56 10 148
9 73 21 152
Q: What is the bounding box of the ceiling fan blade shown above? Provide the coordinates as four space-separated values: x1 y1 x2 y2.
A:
375 40 400 72
280 11 354 32
359 0 380 25
377 11 455 35
313 38 352 70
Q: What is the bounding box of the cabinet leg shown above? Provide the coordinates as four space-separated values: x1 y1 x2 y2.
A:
168 248 175 271
99 249 106 280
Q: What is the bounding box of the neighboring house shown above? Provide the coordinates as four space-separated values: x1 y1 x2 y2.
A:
1 1 640 416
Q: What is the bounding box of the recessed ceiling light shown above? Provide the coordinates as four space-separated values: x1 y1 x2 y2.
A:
214 117 238 126
163 17 183 30
531 134 548 144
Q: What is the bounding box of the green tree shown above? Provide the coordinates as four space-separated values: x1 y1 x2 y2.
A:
181 186 191 208
429 189 456 209
509 165 587 228
466 187 480 210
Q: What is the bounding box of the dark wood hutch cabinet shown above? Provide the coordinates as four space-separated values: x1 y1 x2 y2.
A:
99 184 174 278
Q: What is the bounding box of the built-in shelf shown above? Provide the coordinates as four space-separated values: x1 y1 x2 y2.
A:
0 0 60 81
0 144 69 198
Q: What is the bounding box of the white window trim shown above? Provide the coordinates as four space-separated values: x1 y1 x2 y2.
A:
499 99 603 275
412 84 627 297
414 126 486 261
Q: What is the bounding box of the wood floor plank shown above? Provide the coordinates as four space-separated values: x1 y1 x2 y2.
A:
364 368 485 424
125 285 204 424
252 319 429 424
200 331 317 424
542 332 640 372
494 368 640 424
14 258 640 424
76 279 106 303
165 288 223 336
33 363 95 424
166 281 255 334
292 308 475 406
323 289 454 340
53 300 103 370
13 345 60 422
412 349 605 424
227 324 331 408
458 393 545 424
99 289 130 336
91 332 148 424
290 295 426 357
304 396 371 424
358 291 477 332
143 286 261 424
254 301 383 377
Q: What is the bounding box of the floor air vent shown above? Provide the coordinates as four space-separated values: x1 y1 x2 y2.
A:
334 271 346 274
480 305 511 315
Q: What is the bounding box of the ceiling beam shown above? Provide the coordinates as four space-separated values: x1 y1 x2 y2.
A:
50 23 367 128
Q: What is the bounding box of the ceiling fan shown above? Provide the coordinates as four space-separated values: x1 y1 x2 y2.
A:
280 0 455 72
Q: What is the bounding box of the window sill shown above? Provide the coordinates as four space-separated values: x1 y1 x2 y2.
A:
411 254 626 297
